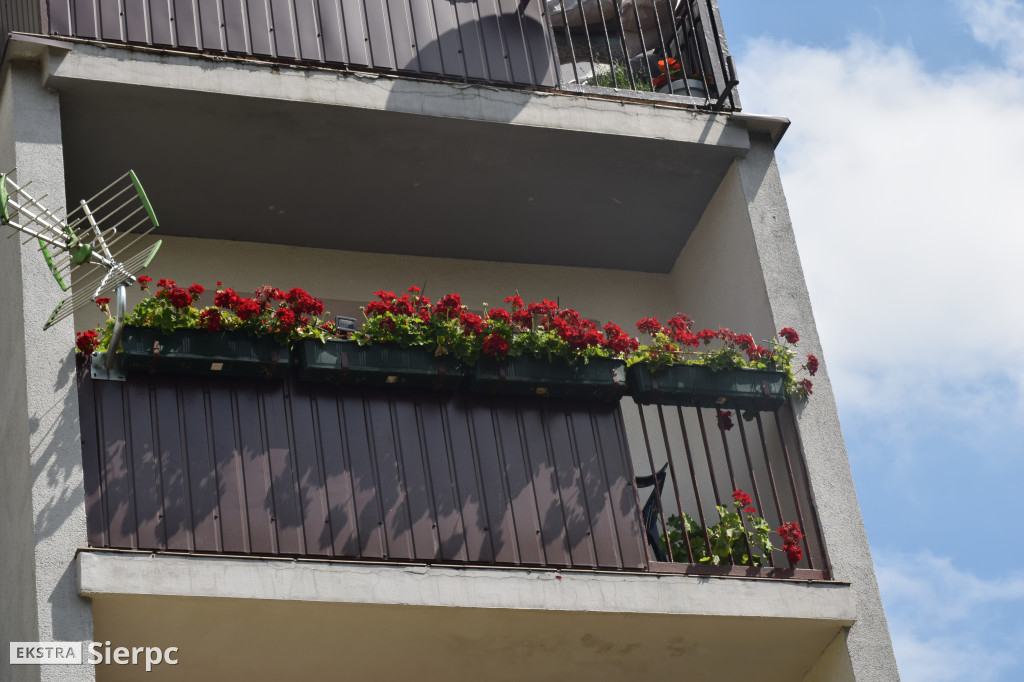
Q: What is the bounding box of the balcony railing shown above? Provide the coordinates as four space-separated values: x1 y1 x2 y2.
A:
37 0 739 109
77 366 825 577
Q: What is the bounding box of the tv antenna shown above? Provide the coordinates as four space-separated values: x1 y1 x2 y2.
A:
0 169 162 379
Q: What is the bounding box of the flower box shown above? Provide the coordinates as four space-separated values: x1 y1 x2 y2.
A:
295 339 464 389
626 363 786 410
470 355 627 401
122 326 289 379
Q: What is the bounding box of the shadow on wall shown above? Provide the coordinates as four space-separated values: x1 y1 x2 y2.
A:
30 351 87 544
384 1 555 122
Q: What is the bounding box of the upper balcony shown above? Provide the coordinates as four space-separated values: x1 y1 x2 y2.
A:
8 0 739 110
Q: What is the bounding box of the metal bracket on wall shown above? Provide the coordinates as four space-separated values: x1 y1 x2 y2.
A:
90 352 126 381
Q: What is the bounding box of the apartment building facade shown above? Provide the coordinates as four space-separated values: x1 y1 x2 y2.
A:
1 2 899 679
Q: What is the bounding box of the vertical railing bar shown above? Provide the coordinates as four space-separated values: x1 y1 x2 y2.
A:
694 407 722 502
681 0 710 102
675 406 713 556
556 1 581 84
637 405 674 563
692 0 726 104
754 412 786 529
612 0 639 89
702 0 736 108
626 0 653 88
645 0 673 93
786 405 832 578
592 0 618 88
656 404 694 563
574 0 598 85
540 0 565 88
736 416 774 567
717 413 754 562
656 0 689 95
772 410 814 570
695 407 733 564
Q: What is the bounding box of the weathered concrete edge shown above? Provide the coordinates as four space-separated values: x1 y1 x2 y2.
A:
78 551 855 624
27 36 751 151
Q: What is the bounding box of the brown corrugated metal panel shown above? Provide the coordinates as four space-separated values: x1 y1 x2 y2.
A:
78 371 648 571
0 1 44 55
44 0 557 87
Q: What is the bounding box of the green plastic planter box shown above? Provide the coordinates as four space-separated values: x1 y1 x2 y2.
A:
122 327 289 379
295 339 464 389
470 355 627 401
626 363 787 411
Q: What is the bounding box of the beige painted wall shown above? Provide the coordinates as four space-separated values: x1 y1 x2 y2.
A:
89 593 844 682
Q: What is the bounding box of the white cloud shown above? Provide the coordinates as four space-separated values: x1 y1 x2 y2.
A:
736 36 1024 429
958 0 1024 70
874 550 1024 680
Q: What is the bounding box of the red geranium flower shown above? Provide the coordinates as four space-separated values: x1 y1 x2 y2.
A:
806 354 819 376
798 378 813 395
637 317 662 335
717 410 734 431
487 308 512 324
482 333 509 357
235 298 261 321
156 278 176 290
732 489 752 507
166 287 193 309
136 275 152 289
200 308 222 332
433 293 462 319
779 327 800 344
76 330 99 356
94 297 110 307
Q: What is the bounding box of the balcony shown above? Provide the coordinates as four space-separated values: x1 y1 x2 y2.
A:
32 0 739 110
77 362 827 578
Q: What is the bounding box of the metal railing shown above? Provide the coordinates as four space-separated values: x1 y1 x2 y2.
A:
37 0 739 110
625 402 829 577
546 0 739 108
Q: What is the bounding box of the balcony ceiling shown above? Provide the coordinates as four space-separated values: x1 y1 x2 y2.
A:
91 593 845 681
59 80 738 273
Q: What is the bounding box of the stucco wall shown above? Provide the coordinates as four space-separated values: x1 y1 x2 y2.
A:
737 133 899 680
0 61 94 681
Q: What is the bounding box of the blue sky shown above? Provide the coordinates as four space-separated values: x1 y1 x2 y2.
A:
716 1 1024 679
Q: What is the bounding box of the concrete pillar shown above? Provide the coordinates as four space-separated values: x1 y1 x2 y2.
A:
0 60 95 681
737 132 900 681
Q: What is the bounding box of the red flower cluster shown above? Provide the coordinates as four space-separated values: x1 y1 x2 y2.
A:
798 378 813 395
547 308 604 352
199 308 222 332
777 521 805 565
433 293 462 320
779 327 800 344
805 354 819 376
482 333 509 357
76 330 99 356
136 275 152 289
155 278 202 310
732 489 752 508
286 287 324 316
460 311 486 337
637 317 662 335
602 323 639 355
716 409 734 431
95 297 110 309
366 288 433 322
